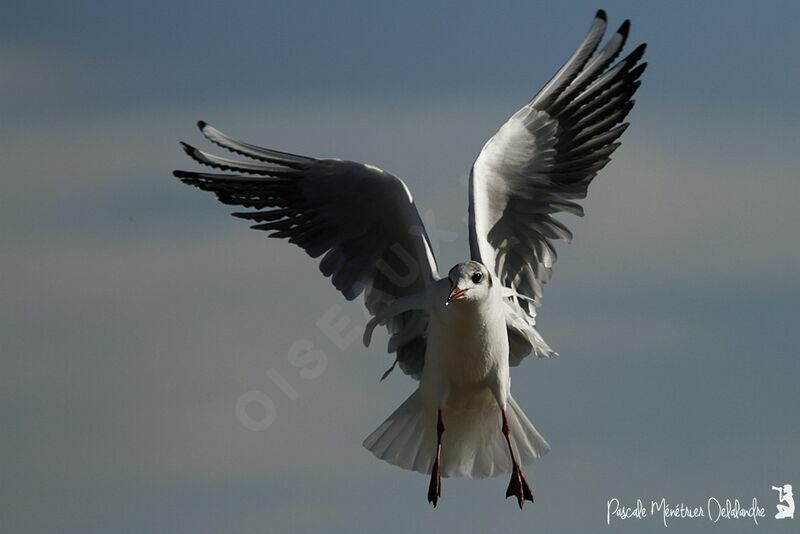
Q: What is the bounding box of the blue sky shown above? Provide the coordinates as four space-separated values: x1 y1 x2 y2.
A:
2 1 799 533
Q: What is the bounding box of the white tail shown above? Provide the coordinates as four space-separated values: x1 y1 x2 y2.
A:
363 389 549 479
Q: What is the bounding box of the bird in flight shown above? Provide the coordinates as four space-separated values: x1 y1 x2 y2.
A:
174 10 645 509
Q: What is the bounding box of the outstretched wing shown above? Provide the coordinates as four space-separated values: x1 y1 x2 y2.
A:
468 10 647 364
175 122 439 378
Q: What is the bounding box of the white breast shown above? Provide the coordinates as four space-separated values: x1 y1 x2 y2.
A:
424 279 509 387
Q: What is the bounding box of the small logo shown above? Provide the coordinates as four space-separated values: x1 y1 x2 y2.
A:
771 484 794 520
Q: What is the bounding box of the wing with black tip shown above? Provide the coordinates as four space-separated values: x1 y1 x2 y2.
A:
175 122 439 378
467 11 647 364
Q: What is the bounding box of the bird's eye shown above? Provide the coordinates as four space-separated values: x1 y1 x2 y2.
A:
471 272 483 284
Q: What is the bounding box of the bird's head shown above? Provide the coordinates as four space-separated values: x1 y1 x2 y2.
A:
446 261 492 306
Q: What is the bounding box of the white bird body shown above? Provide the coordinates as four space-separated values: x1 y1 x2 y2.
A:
364 266 549 481
426 277 507 391
174 9 646 507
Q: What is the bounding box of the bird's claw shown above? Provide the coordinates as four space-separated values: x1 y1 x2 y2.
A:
505 464 534 509
427 460 442 507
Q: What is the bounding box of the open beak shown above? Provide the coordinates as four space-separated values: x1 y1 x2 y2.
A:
446 286 469 306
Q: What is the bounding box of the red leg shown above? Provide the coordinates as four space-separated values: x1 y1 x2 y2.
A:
427 408 444 507
502 409 534 508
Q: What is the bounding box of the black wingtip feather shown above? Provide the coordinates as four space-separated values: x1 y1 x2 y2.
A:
618 43 647 68
631 43 647 59
618 19 630 38
630 62 648 80
596 9 607 21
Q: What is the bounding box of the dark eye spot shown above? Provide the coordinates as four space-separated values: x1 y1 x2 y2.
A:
471 272 483 284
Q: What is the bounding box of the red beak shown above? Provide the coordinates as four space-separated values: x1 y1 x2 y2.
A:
446 286 469 306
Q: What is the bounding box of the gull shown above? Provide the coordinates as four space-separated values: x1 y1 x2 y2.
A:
174 10 646 509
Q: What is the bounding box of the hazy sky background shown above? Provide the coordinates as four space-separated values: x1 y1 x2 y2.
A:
2 1 799 533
